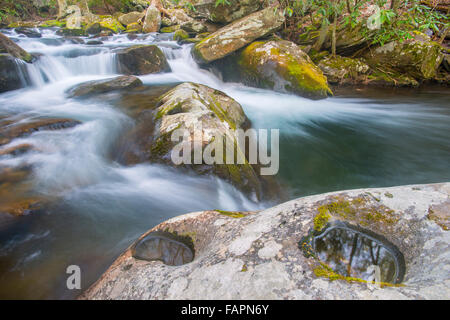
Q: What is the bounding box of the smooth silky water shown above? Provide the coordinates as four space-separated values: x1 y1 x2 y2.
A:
0 28 449 299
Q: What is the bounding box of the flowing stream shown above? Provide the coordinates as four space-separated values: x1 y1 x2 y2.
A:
0 28 449 299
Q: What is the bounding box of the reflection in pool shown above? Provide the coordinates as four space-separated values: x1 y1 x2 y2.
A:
302 222 405 284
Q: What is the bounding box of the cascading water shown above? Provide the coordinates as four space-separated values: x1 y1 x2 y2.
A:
0 29 449 299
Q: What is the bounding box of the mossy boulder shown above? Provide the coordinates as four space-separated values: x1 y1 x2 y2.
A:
364 36 444 81
39 20 66 28
174 29 190 43
97 16 125 34
0 54 26 93
126 23 143 33
120 82 263 198
187 0 263 23
142 5 161 33
66 75 143 98
0 33 33 63
317 55 371 84
116 45 171 75
118 11 145 26
192 7 285 65
223 40 332 99
180 21 208 35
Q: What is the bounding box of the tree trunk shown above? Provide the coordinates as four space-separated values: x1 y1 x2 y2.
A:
57 0 67 18
331 13 337 56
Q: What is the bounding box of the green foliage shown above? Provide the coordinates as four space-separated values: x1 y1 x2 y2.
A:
279 0 449 47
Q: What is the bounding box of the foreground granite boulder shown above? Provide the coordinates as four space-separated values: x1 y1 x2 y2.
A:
192 7 285 64
80 183 449 300
116 45 171 75
219 40 332 99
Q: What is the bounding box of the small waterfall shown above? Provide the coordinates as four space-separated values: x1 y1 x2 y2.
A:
23 52 117 87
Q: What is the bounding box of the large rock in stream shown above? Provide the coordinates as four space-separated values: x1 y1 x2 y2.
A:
116 82 267 198
80 183 450 300
116 45 171 75
0 33 34 93
216 40 332 99
191 7 285 65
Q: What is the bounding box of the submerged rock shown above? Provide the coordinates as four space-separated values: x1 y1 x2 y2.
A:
15 27 42 38
187 0 262 23
218 40 332 99
317 54 371 84
0 118 81 146
116 45 171 75
66 75 143 98
80 183 450 300
191 7 285 64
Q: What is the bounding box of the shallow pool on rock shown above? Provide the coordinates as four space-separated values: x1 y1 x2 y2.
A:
301 222 406 284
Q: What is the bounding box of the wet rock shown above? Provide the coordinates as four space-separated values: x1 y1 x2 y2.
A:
218 40 332 99
116 45 171 75
126 22 143 34
66 75 143 98
85 22 102 35
15 27 42 38
191 7 285 65
118 82 263 197
118 11 145 27
317 54 371 84
187 0 263 24
86 40 103 45
364 35 444 81
39 20 66 28
56 28 87 37
0 54 26 93
80 183 450 300
0 33 33 62
66 37 85 44
142 5 161 33
0 118 81 146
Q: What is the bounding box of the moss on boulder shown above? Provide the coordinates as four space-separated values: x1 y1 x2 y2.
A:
364 35 444 81
192 7 285 65
234 40 332 99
